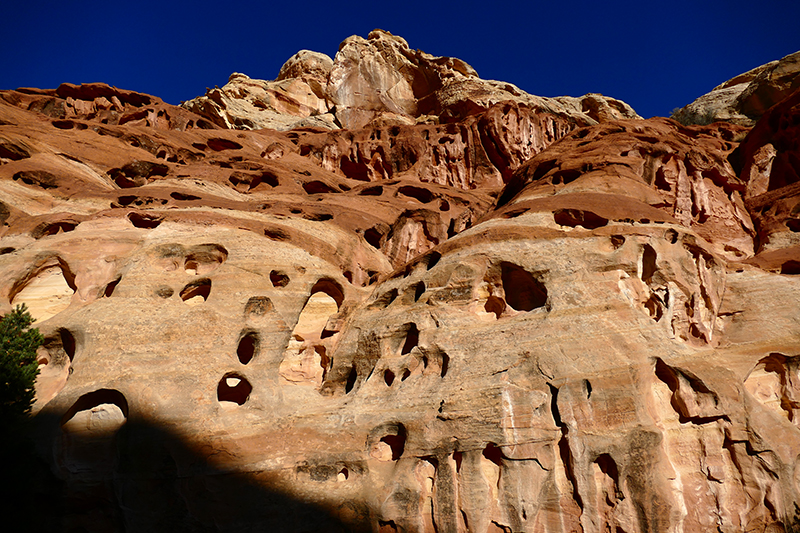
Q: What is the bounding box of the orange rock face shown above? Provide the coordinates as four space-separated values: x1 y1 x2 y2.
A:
2 32 800 533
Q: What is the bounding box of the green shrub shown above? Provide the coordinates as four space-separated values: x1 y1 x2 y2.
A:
0 304 43 424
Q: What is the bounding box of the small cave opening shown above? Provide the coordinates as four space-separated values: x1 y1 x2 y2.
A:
786 219 800 232
414 282 426 302
482 443 503 467
207 138 243 151
104 276 121 297
371 288 398 309
485 295 506 319
384 369 395 386
345 366 358 394
401 323 419 355
170 191 201 201
610 235 626 249
237 331 258 364
398 185 435 203
217 373 252 405
364 227 383 249
553 209 608 229
359 185 383 196
500 262 547 311
338 467 349 481
303 180 337 194
128 212 163 229
180 278 211 305
594 453 619 484
426 251 441 270
781 260 800 275
59 328 76 361
641 244 657 283
270 270 290 287
60 389 128 430
381 433 406 461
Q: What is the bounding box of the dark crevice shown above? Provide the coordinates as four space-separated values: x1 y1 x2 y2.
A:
237 331 258 365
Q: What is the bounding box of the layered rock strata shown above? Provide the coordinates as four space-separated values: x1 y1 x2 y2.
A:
1 32 800 533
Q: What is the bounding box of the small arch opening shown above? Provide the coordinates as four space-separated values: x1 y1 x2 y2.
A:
500 262 547 311
180 278 211 305
217 373 252 405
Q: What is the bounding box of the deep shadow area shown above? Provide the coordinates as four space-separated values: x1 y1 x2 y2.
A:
0 412 371 533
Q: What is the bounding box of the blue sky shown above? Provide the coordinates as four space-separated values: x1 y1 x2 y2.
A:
3 0 798 118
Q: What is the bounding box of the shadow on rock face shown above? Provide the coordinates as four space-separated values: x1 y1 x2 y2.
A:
1 414 369 533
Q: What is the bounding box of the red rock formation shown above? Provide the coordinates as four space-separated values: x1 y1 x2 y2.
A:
2 33 800 533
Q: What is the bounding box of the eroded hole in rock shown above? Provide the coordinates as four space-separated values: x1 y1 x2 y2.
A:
303 181 337 194
401 323 419 355
786 219 800 232
207 138 243 151
554 209 608 229
338 468 349 481
244 296 273 316
371 288 398 309
345 366 358 394
61 389 128 432
184 244 228 275
180 278 211 305
310 278 344 309
60 328 76 361
217 372 252 405
1 247 15 255
360 185 383 196
610 235 625 249
483 442 503 467
11 262 76 322
156 286 174 298
104 277 121 297
384 369 395 386
32 221 78 238
378 520 398 533
381 434 405 461
500 262 547 311
398 185 435 203
641 244 657 283
440 351 450 378
426 251 441 270
414 282 426 302
485 295 506 318
170 191 201 201
237 331 259 364
128 212 163 229
13 170 59 189
665 229 679 243
364 227 383 249
781 261 800 275
270 270 290 287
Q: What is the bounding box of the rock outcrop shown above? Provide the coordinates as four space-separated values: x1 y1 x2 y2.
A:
673 50 800 126
182 29 641 132
2 31 800 533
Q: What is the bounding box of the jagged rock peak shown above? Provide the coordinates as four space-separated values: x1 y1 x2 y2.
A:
181 29 641 131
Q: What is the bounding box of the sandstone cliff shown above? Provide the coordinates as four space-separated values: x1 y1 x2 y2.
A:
1 31 800 533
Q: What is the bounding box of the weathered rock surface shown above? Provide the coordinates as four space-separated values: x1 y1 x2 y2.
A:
673 50 800 126
183 29 641 132
2 34 800 533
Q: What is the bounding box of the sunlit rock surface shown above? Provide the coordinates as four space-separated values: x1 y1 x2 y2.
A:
1 31 800 533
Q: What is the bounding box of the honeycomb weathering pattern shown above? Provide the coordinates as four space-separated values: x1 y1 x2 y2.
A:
2 30 800 533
